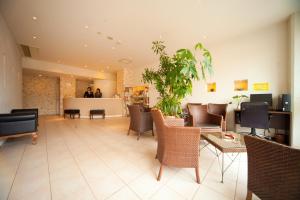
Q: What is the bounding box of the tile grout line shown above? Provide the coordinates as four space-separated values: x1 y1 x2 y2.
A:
191 147 218 200
64 120 140 199
233 154 242 200
6 143 27 200
65 119 143 200
147 170 183 200
57 120 98 200
87 120 183 200
44 118 53 200
87 120 163 200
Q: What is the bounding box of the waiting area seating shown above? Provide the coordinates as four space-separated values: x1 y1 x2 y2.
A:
64 109 80 119
90 109 105 119
245 135 300 200
187 103 223 132
151 109 201 183
0 109 38 144
207 103 228 131
11 108 39 127
127 105 153 140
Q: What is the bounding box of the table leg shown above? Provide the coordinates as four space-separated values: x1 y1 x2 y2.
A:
221 153 224 183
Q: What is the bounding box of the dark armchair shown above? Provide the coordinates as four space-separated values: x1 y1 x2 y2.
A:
127 105 154 140
240 102 269 135
0 113 38 144
187 104 222 132
208 103 228 131
244 135 300 200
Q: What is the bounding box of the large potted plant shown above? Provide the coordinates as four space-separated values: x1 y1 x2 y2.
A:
142 41 213 118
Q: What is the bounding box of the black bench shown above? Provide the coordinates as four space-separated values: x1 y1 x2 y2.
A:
90 109 105 119
64 109 80 119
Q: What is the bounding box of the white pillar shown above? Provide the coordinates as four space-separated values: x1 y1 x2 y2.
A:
290 12 300 147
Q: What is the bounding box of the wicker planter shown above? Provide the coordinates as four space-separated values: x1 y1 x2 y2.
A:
164 116 184 126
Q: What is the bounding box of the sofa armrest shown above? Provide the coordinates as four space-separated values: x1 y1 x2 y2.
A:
0 113 36 122
11 109 39 126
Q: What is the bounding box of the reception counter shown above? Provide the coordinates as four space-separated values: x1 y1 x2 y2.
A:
63 98 124 118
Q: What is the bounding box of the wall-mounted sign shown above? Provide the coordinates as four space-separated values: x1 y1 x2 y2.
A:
234 79 248 91
253 82 269 91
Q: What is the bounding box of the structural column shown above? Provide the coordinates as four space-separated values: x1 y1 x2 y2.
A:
289 12 300 147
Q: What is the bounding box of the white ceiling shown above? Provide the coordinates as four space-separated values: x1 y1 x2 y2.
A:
0 0 299 71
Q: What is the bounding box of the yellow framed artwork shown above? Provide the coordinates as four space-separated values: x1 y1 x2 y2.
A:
234 79 248 91
253 82 269 91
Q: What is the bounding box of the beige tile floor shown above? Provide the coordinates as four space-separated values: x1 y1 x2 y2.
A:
0 116 260 200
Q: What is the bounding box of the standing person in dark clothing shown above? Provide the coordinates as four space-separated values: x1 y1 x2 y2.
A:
94 88 102 98
84 87 94 98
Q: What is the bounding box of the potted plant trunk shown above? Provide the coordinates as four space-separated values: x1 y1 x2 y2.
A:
142 41 213 124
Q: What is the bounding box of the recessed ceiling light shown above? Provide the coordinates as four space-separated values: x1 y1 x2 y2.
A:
32 16 37 20
38 74 42 77
33 36 37 39
107 36 113 40
116 40 122 45
84 25 89 29
84 44 88 47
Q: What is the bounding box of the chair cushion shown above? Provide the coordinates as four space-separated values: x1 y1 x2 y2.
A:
90 109 105 114
64 109 80 114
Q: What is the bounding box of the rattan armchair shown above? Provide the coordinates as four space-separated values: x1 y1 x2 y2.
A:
244 135 300 200
127 105 154 140
151 109 201 184
208 103 228 131
187 104 222 132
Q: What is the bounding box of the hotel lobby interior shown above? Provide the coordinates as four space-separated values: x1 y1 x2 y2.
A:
0 0 300 200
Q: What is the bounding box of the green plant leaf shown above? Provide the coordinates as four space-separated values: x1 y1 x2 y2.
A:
142 40 213 116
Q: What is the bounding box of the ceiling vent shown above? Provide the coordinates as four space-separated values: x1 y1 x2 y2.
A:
20 44 31 57
19 44 40 58
118 58 132 64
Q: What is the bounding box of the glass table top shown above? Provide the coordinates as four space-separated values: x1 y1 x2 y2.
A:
201 132 246 152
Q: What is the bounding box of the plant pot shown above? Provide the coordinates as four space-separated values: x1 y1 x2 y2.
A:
164 116 184 126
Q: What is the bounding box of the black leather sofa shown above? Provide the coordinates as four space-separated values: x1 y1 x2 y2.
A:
11 108 38 127
0 110 38 145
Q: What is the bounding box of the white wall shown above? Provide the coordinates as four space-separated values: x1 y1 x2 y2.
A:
0 13 22 113
22 57 115 80
125 21 289 131
185 21 289 130
94 79 117 98
290 12 300 147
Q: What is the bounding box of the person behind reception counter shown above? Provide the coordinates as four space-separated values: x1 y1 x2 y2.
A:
84 87 94 98
94 88 102 98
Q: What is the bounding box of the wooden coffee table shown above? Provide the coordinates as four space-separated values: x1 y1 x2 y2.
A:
201 132 247 183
